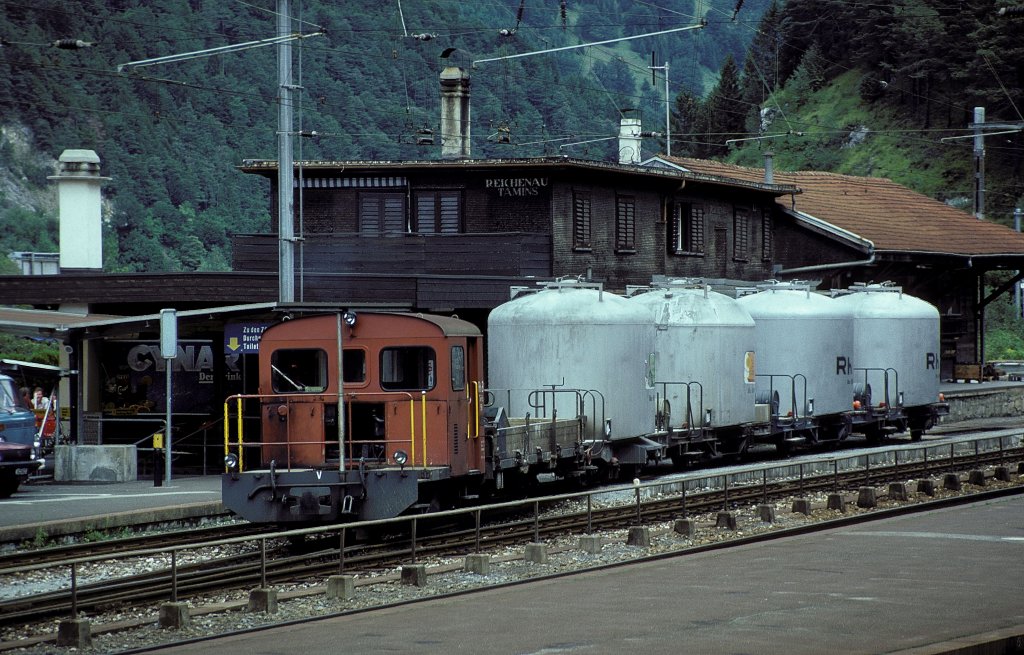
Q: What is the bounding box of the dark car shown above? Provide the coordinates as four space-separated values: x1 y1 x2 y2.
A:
0 439 41 498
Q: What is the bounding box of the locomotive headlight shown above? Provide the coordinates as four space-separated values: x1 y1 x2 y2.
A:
224 453 239 472
807 398 815 416
342 310 358 327
703 409 712 426
898 391 904 407
392 449 408 467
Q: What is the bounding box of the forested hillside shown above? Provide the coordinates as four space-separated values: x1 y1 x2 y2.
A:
673 0 1023 224
0 0 770 273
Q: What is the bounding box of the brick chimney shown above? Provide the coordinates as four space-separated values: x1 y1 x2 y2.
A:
440 66 471 159
48 149 108 272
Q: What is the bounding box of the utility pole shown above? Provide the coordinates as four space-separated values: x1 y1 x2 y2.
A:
1017 207 1023 316
649 58 671 157
973 107 985 220
277 0 295 303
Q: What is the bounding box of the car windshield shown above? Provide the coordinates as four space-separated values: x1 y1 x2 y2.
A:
0 379 20 411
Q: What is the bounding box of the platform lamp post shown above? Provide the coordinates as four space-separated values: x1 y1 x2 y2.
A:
160 309 177 484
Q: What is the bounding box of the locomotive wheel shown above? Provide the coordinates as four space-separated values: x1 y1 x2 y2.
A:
910 429 923 441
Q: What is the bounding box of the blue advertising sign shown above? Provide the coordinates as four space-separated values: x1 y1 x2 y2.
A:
224 322 270 355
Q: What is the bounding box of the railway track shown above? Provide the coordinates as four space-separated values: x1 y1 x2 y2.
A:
2 439 1021 630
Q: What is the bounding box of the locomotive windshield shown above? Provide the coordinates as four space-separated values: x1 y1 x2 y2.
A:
381 346 435 391
450 346 465 391
271 349 328 393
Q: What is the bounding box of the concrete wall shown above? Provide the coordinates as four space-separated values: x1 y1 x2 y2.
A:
55 445 137 482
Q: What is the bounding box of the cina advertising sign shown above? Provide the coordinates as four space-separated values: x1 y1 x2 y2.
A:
101 340 217 415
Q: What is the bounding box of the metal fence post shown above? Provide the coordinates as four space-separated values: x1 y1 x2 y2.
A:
338 528 346 574
170 550 178 602
411 517 418 563
474 509 482 553
260 538 267 588
586 494 593 534
70 561 78 618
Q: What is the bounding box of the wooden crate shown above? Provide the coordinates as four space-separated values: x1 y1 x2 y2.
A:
954 364 982 381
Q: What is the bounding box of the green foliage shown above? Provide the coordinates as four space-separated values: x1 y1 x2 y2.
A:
0 333 60 365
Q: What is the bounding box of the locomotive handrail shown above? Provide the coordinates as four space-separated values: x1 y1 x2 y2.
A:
855 367 900 409
467 381 481 439
758 374 808 421
526 387 604 440
223 391 427 472
655 381 704 431
577 389 606 441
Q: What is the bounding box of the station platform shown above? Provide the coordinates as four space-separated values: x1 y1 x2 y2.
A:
0 476 222 544
148 493 1024 655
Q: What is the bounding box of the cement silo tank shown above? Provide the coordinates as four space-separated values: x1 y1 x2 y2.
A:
736 283 854 420
629 282 757 430
487 281 656 441
831 283 940 409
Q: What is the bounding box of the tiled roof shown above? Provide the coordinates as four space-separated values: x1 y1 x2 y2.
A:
662 156 1024 256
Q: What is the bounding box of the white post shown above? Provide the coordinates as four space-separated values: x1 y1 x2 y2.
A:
973 106 985 220
160 309 177 483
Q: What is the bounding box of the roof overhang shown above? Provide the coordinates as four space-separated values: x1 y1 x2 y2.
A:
240 155 801 196
780 206 875 254
0 302 280 338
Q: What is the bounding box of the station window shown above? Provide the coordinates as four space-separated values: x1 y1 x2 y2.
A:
414 190 462 233
450 346 465 391
733 206 749 262
615 195 636 252
359 192 406 234
670 202 705 254
381 347 436 391
342 348 366 384
572 192 591 250
271 349 328 393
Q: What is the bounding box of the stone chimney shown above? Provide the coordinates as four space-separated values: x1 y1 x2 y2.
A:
618 113 642 165
763 150 774 185
440 66 471 159
48 149 108 272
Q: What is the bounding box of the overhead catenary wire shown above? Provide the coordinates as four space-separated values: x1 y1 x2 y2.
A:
2 0 1020 166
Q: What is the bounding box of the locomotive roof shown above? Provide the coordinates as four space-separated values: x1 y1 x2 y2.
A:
276 312 481 338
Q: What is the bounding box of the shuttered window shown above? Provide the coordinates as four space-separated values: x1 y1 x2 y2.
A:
669 202 705 254
761 207 773 261
733 206 749 261
359 193 406 234
615 195 636 252
414 190 462 234
573 192 591 249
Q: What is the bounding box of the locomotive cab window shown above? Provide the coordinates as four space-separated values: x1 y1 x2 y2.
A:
271 349 328 393
451 346 465 391
381 347 435 391
342 348 367 384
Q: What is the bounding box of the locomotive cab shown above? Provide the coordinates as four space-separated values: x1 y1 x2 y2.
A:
222 312 485 525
